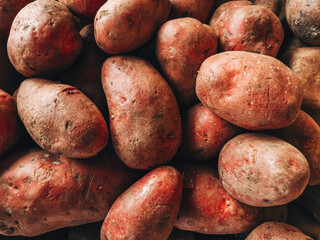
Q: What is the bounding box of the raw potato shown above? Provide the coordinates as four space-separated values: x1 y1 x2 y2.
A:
196 51 303 130
100 166 183 240
17 78 109 158
0 148 137 236
102 56 182 169
94 0 170 54
218 133 310 207
156 17 218 107
175 164 261 234
253 0 283 15
245 222 313 240
7 0 82 77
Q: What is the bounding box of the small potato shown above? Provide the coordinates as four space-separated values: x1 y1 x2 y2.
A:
102 56 181 169
7 0 82 77
196 51 303 130
17 78 109 158
245 222 313 240
156 17 218 107
100 166 183 240
218 133 310 207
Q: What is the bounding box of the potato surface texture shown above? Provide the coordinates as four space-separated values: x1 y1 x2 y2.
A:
7 0 82 77
0 148 136 236
218 133 310 207
102 56 181 169
100 166 183 240
94 0 170 54
196 51 303 130
17 78 109 158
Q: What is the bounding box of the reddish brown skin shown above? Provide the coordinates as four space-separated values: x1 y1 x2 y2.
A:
168 0 216 23
245 222 313 240
179 103 241 161
253 0 283 15
7 0 82 77
209 2 283 57
156 17 218 107
17 78 109 159
100 166 183 240
196 51 303 130
218 133 310 207
0 148 137 237
175 164 261 234
102 56 182 169
286 0 320 46
270 110 320 185
58 0 107 20
0 89 21 157
94 0 170 54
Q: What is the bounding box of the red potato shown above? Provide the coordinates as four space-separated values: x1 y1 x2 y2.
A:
0 148 137 236
100 166 183 240
94 0 170 54
156 17 218 107
175 164 261 234
179 103 241 161
218 133 310 207
253 0 283 15
7 0 82 77
16 78 109 158
102 56 182 169
196 51 303 130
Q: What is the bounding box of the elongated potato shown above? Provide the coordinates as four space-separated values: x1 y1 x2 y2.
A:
17 78 109 158
100 166 183 240
0 148 137 236
102 56 181 169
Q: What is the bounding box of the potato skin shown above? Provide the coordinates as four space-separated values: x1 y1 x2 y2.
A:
175 164 261 234
100 166 183 240
7 0 82 77
102 56 181 169
253 0 283 15
94 0 170 54
219 133 310 207
196 51 303 130
156 17 218 107
0 148 137 237
17 78 109 158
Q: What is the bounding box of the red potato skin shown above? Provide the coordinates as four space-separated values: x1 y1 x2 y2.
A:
253 0 283 15
156 17 218 107
175 164 261 234
179 103 241 161
100 166 183 240
17 78 109 159
7 0 82 77
102 56 182 169
0 148 137 237
94 0 170 54
218 133 310 207
196 51 303 130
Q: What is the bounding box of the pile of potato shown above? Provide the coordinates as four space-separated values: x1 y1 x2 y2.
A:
0 0 320 239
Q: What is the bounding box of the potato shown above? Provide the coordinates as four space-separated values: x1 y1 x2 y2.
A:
94 0 170 54
209 1 284 57
0 89 21 157
245 222 313 240
175 163 261 234
253 0 283 15
102 56 181 169
16 78 109 158
156 17 218 107
196 51 303 130
285 0 320 46
0 148 137 236
7 0 82 77
100 166 183 240
179 103 241 161
218 133 310 207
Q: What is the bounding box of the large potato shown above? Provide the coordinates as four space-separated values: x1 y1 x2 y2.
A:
196 51 303 130
102 56 181 169
16 78 109 158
